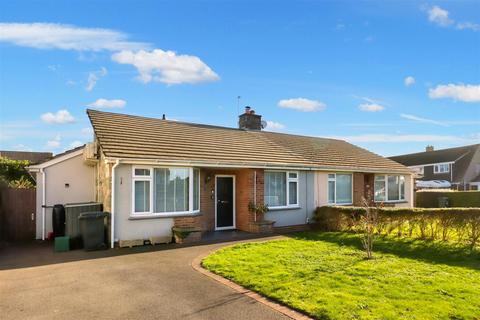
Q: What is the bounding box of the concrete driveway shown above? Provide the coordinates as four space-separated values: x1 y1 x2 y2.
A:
0 238 289 320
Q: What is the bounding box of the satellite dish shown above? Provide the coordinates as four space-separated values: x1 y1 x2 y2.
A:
261 120 267 129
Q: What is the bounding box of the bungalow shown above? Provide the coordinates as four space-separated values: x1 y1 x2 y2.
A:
30 107 414 247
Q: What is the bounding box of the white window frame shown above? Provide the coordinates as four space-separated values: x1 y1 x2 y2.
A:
131 166 200 217
264 170 300 209
327 173 353 205
374 174 406 203
132 166 153 214
433 163 450 174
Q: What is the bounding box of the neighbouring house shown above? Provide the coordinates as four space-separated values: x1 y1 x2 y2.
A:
30 107 414 246
389 144 480 191
0 150 52 164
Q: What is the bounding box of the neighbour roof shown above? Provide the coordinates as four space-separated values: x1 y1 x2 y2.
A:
0 150 53 164
389 144 480 182
28 145 85 170
389 144 479 167
87 109 411 173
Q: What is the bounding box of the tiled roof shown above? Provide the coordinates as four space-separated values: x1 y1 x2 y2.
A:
87 109 411 173
389 144 479 167
0 150 53 164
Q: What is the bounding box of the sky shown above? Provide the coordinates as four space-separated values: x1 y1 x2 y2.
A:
0 0 479 157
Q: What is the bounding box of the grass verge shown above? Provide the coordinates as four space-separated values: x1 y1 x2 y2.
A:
202 232 480 320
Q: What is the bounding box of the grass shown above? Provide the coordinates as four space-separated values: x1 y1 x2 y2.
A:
202 232 480 320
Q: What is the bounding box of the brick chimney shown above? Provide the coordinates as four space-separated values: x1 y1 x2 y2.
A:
426 145 434 152
238 106 262 130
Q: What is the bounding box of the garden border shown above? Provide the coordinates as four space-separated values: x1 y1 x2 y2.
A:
191 241 313 320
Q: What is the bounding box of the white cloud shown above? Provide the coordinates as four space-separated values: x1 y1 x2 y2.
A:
0 23 148 51
331 133 473 143
425 6 479 32
111 49 219 85
41 109 75 124
456 22 480 32
358 103 384 112
429 84 480 102
69 140 84 149
400 113 448 127
404 76 415 87
87 98 126 109
427 6 453 27
86 67 107 91
277 98 326 112
46 134 61 148
265 121 285 130
354 96 385 112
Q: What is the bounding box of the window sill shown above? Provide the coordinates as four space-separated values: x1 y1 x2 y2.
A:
129 211 202 220
328 203 353 206
268 205 301 211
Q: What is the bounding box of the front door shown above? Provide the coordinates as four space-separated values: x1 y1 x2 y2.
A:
215 176 235 230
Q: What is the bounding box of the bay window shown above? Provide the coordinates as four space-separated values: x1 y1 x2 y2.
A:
328 173 352 205
374 175 405 202
132 167 200 215
264 171 299 208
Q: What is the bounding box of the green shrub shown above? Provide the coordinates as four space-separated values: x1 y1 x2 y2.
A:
314 206 480 248
416 190 480 208
0 157 35 188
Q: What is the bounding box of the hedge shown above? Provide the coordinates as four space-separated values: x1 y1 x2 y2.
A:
416 190 480 208
314 206 480 248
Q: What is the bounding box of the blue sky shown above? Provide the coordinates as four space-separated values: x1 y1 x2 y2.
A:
0 0 479 157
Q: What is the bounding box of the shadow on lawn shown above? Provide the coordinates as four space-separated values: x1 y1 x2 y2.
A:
290 231 480 271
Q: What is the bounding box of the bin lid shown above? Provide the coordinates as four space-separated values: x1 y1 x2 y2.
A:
78 211 107 219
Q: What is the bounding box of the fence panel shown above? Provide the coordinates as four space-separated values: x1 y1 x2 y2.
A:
0 188 36 241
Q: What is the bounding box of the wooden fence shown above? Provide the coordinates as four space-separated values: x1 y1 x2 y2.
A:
0 188 36 241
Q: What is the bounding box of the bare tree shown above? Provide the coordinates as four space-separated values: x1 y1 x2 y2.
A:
359 197 378 259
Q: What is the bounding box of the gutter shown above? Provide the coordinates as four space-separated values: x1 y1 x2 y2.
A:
110 159 120 248
104 158 413 175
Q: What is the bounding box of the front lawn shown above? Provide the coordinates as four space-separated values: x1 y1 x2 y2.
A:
202 232 480 320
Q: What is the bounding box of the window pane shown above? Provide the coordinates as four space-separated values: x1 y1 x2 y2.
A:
388 175 400 201
328 180 335 203
135 168 150 176
289 181 297 205
400 176 405 200
173 169 189 211
193 169 200 211
155 168 190 213
328 174 335 180
336 174 352 204
134 180 150 212
374 176 386 202
154 169 166 212
288 172 298 179
264 172 286 207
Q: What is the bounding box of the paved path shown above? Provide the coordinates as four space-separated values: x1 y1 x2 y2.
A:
0 238 289 320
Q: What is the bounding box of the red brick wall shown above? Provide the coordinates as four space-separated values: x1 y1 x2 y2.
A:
235 169 264 232
353 173 365 206
173 168 265 233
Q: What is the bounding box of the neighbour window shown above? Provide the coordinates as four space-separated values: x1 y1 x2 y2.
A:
374 175 405 202
434 163 450 174
132 167 200 215
264 171 299 208
328 173 352 205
